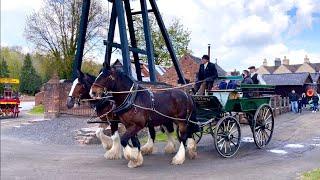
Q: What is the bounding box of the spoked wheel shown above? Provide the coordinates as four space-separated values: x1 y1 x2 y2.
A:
252 104 274 149
176 126 203 144
214 116 241 158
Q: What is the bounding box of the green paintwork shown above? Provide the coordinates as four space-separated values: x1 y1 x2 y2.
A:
218 76 243 80
239 84 275 89
224 97 271 112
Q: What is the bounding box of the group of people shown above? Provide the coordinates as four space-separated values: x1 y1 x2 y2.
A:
288 90 319 113
194 54 266 95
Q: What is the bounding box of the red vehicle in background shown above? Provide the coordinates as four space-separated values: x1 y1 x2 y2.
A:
0 78 20 118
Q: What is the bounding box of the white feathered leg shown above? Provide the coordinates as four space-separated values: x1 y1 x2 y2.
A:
164 132 176 154
171 142 185 165
186 138 197 159
104 131 122 160
95 128 112 150
140 131 154 155
123 145 143 168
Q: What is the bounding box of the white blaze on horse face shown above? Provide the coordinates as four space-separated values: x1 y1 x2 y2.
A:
69 78 79 96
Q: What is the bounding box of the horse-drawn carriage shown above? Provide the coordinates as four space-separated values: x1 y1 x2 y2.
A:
184 76 275 157
0 78 20 118
70 70 276 168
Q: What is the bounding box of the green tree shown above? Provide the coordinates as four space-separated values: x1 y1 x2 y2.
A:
134 16 191 66
25 0 108 79
19 54 42 95
0 58 10 77
0 58 10 93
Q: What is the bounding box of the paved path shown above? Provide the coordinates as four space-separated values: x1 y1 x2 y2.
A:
1 111 320 180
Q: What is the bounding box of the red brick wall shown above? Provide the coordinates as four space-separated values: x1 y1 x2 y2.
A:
35 91 44 106
158 55 199 86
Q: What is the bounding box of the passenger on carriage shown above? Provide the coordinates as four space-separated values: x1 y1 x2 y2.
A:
248 66 266 85
241 70 254 98
195 55 218 95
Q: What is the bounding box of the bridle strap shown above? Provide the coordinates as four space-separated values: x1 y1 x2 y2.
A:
92 82 105 89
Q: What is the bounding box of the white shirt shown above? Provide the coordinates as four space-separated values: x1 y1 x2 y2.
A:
251 73 266 85
204 62 208 69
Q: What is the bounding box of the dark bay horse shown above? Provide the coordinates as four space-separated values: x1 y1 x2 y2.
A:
90 67 198 168
67 71 175 159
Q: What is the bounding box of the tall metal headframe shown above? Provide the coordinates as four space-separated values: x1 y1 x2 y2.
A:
73 0 186 84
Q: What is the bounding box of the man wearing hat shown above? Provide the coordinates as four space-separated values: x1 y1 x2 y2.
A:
248 66 266 85
195 55 218 94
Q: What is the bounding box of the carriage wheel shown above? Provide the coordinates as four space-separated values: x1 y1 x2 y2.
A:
253 104 274 149
176 126 203 144
214 116 241 158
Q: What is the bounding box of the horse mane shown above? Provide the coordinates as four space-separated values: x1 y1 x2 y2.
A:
114 70 144 90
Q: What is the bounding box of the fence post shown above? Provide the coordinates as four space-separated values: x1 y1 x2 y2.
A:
44 74 60 118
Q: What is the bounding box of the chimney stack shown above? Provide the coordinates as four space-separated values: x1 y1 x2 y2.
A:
274 58 281 66
263 58 267 66
208 44 211 59
282 56 289 65
304 55 310 63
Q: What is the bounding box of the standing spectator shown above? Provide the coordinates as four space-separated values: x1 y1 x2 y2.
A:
297 98 302 114
301 93 308 109
288 90 299 113
312 92 319 112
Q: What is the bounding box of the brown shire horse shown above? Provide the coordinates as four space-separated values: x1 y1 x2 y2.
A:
90 67 199 168
67 71 176 159
66 71 122 159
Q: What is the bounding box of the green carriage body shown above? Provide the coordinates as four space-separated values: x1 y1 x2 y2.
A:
190 77 276 157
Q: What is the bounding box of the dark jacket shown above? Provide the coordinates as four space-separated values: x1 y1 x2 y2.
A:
241 76 253 84
312 95 319 104
251 73 259 84
288 93 299 102
198 62 218 82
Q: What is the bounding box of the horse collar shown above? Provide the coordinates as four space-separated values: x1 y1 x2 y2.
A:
112 83 139 115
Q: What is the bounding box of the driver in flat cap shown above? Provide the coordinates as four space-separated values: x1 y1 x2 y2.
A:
195 55 218 94
248 66 266 85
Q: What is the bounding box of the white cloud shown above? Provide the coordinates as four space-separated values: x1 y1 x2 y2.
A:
2 0 320 72
1 0 42 12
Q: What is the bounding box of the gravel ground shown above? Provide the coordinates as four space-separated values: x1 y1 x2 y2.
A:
1 115 97 145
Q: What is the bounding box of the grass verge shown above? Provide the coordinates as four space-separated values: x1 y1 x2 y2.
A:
29 105 44 114
302 168 320 180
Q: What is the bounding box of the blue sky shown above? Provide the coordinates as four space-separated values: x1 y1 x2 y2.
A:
1 0 320 71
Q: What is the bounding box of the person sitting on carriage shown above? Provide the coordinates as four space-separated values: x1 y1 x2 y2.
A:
248 66 266 85
195 55 218 95
241 70 254 98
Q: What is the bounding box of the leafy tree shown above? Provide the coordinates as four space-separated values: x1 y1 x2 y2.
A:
19 54 42 95
0 58 10 93
0 47 23 79
25 0 108 79
81 59 102 76
134 16 191 66
0 58 10 78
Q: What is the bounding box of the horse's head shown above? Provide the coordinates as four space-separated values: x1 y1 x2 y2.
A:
67 70 96 109
90 66 116 98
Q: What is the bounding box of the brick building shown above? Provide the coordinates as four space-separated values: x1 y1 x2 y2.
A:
257 55 320 96
158 54 226 86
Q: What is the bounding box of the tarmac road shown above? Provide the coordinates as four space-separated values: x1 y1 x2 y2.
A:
1 111 320 180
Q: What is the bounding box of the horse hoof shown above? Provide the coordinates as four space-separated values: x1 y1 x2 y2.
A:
164 142 176 154
187 150 197 160
127 152 143 168
104 150 122 160
171 156 185 165
141 146 153 155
